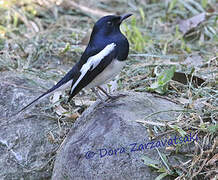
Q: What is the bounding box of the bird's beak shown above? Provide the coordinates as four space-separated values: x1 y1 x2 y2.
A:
119 13 132 23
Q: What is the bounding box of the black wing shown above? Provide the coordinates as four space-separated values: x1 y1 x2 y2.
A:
67 44 118 102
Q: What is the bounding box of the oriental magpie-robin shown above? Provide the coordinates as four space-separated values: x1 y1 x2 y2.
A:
15 13 132 115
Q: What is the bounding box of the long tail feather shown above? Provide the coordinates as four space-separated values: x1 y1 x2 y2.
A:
11 91 51 117
11 66 77 117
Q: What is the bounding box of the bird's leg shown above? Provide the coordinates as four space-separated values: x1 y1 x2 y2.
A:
91 87 115 107
97 86 111 98
97 86 126 101
91 88 105 102
91 87 125 107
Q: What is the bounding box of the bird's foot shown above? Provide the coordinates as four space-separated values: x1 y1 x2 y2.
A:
96 86 126 102
106 93 126 102
99 100 124 108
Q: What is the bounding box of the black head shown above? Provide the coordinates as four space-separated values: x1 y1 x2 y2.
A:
89 13 132 42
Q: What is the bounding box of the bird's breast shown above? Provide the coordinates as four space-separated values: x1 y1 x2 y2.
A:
86 59 125 89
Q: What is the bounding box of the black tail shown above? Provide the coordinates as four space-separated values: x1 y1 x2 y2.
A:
12 66 77 117
12 91 50 117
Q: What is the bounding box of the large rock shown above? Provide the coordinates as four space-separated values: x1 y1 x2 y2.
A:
52 92 186 180
0 72 197 180
0 72 62 180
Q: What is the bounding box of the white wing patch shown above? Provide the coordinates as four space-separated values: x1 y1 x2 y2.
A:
70 43 116 94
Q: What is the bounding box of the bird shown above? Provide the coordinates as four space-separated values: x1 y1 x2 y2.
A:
14 13 132 116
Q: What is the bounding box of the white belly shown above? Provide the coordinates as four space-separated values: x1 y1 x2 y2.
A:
86 59 125 89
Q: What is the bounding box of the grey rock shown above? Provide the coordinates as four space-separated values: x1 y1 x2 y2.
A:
52 92 184 180
0 72 61 180
0 72 196 180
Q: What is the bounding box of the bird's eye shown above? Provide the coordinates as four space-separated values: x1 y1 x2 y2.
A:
107 21 113 26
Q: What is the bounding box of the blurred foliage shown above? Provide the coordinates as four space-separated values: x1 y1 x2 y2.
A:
148 66 176 94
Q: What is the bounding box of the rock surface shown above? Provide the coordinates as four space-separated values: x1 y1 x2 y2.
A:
1 72 196 180
52 92 183 180
0 72 61 180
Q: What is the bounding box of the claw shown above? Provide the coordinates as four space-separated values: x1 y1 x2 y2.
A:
105 94 126 102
